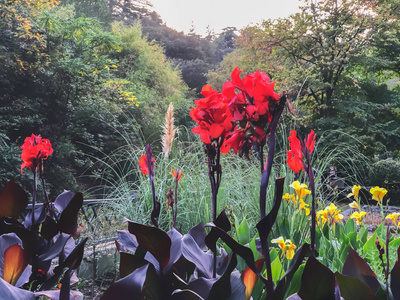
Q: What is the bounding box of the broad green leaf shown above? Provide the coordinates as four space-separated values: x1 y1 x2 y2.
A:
344 218 356 235
271 256 283 283
284 264 304 299
237 218 250 245
363 231 378 254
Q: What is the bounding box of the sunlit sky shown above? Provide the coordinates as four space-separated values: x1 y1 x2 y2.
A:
148 0 301 35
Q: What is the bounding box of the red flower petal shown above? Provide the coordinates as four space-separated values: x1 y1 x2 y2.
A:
209 123 225 139
139 155 149 175
287 151 304 173
305 130 316 154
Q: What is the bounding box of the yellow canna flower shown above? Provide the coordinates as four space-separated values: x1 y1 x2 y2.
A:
298 199 310 216
271 236 286 253
331 210 344 225
350 211 367 225
386 212 400 228
326 203 338 216
290 181 311 200
271 237 296 260
283 193 296 204
349 201 360 211
316 209 328 227
370 186 388 204
284 240 297 260
347 185 362 201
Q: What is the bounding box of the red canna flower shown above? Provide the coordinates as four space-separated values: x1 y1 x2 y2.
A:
171 168 182 181
21 134 53 174
286 130 316 173
221 67 281 155
139 154 155 176
190 85 234 144
305 130 316 154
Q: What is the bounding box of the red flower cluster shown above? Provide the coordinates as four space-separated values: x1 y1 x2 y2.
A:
190 67 281 156
21 134 53 174
139 154 155 176
190 85 234 152
287 130 316 173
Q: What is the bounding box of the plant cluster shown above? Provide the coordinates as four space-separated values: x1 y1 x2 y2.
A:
0 134 87 299
100 67 400 300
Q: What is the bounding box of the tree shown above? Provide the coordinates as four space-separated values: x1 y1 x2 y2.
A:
237 0 400 117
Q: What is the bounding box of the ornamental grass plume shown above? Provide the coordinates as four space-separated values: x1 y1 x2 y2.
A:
161 102 176 158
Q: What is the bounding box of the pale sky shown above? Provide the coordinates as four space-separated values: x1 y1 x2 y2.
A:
149 0 302 35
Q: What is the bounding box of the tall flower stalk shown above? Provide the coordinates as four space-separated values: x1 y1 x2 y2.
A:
287 130 317 254
139 144 159 227
21 134 53 227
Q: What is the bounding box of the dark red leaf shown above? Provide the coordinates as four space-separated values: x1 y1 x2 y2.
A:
128 221 171 268
100 264 150 300
335 272 376 300
3 244 29 286
0 180 28 219
241 258 265 300
57 192 83 235
297 256 336 300
342 247 379 293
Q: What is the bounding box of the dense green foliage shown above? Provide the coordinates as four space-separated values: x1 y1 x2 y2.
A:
210 0 400 164
0 1 190 194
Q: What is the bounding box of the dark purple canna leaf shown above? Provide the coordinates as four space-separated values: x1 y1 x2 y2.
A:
0 180 29 219
181 234 214 278
390 246 400 299
0 217 36 253
119 252 148 278
205 210 231 253
188 222 207 251
208 253 245 300
171 289 204 300
38 234 70 262
24 206 46 230
54 191 75 213
186 277 218 299
335 272 376 300
342 247 380 294
128 221 171 268
57 192 83 235
297 255 336 300
164 227 183 274
256 177 285 250
117 229 138 252
100 264 150 300
40 216 58 241
204 222 268 286
40 238 87 291
0 277 35 300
